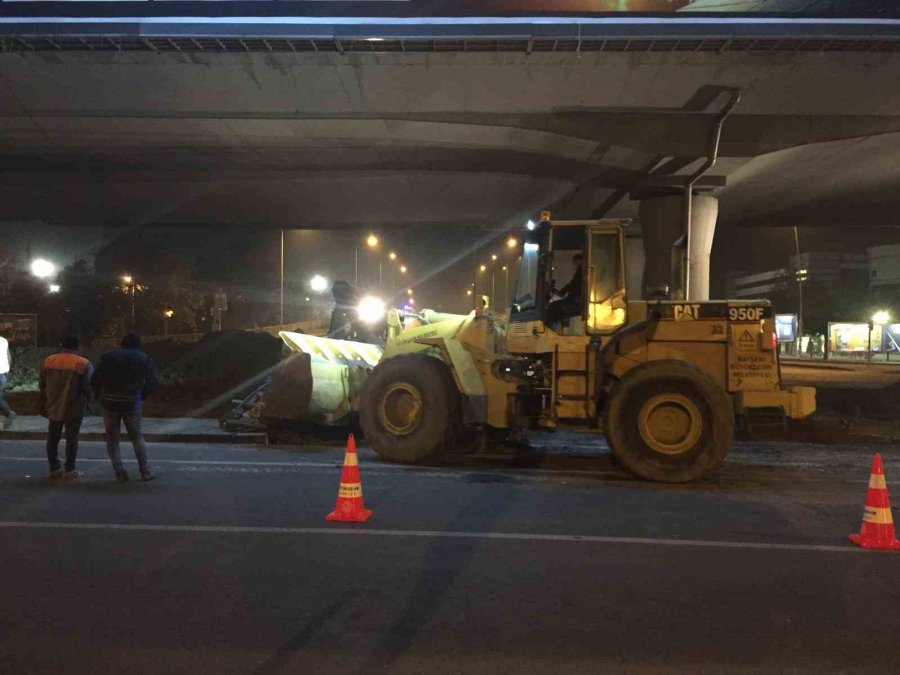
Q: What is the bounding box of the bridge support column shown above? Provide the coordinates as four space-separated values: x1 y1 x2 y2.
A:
638 194 718 301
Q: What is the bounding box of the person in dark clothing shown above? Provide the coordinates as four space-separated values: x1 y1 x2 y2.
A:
91 333 159 482
546 253 584 328
329 280 359 339
39 336 93 480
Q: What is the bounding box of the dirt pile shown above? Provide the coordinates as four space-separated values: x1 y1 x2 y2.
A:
6 331 284 418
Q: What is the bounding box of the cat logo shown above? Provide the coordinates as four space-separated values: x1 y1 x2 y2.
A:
736 329 756 351
673 304 701 321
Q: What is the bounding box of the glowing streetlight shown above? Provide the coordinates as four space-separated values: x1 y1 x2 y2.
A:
506 237 518 249
163 307 175 318
389 252 397 260
466 289 473 296
526 220 536 231
479 264 487 272
48 284 61 293
31 259 57 279
873 310 890 325
310 274 328 293
366 234 379 248
407 288 413 295
399 265 408 274
121 274 133 285
408 298 415 305
491 254 498 261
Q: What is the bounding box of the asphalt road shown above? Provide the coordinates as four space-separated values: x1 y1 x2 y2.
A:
1 436 898 675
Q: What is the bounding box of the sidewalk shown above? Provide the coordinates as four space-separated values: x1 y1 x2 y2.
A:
0 416 264 444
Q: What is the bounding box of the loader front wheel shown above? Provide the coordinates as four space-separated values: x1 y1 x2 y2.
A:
360 354 460 464
604 360 733 483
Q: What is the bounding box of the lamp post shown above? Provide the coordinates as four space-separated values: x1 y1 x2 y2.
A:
163 306 174 337
356 233 380 289
279 229 285 326
793 226 805 357
121 275 136 329
502 265 509 309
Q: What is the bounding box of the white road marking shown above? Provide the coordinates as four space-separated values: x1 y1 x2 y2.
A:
0 521 866 553
0 455 868 483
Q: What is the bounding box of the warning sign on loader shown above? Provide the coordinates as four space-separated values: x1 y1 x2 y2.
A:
736 329 756 351
729 325 777 388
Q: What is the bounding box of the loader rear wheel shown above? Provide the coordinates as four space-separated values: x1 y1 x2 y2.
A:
359 354 460 464
604 360 733 483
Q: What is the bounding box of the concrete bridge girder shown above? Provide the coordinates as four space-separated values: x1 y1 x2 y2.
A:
3 51 900 116
0 48 898 303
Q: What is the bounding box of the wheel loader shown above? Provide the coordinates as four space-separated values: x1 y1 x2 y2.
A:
347 215 815 482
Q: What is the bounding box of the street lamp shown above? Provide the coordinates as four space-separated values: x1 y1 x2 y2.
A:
30 258 57 279
366 234 379 248
479 264 487 272
399 265 407 274
502 265 509 308
310 275 328 293
407 288 413 296
163 306 174 337
121 274 137 329
506 237 518 249
389 252 397 261
491 254 498 261
48 284 61 293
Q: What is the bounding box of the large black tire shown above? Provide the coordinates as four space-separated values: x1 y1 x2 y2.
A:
603 360 734 483
359 354 461 463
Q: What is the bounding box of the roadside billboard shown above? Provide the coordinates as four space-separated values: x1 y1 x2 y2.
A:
0 313 37 346
775 314 797 343
828 322 883 356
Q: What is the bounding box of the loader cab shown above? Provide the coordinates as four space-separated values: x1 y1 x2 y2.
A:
510 217 628 335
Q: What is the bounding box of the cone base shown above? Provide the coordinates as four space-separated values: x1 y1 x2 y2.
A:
326 508 373 523
848 533 900 551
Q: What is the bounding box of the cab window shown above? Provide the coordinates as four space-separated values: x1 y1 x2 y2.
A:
587 230 626 333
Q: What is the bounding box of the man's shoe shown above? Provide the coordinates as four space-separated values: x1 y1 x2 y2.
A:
116 472 130 483
62 469 81 480
140 471 156 482
48 468 64 479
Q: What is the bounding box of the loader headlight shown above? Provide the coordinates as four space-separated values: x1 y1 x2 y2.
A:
357 296 386 324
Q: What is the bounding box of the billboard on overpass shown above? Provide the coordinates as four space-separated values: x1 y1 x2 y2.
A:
2 1 891 19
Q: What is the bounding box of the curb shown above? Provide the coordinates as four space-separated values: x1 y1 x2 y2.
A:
0 431 266 445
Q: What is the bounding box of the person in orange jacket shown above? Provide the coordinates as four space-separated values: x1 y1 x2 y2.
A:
39 336 94 480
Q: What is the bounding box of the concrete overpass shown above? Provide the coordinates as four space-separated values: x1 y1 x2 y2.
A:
2 2 900 298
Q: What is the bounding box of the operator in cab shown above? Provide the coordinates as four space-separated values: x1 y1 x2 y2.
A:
546 252 583 328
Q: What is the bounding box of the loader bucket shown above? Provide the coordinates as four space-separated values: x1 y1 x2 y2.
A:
261 331 383 425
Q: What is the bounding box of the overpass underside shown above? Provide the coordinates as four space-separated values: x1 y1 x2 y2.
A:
2 8 900 298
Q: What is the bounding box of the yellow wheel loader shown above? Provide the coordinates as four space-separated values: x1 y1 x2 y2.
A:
349 215 815 483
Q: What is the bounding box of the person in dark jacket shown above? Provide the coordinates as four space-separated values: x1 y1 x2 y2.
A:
546 252 584 328
39 335 93 479
91 333 158 482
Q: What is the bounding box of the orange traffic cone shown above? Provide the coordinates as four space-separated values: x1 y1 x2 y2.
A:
326 434 373 523
849 453 900 551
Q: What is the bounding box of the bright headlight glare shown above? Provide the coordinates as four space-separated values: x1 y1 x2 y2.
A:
357 296 386 323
